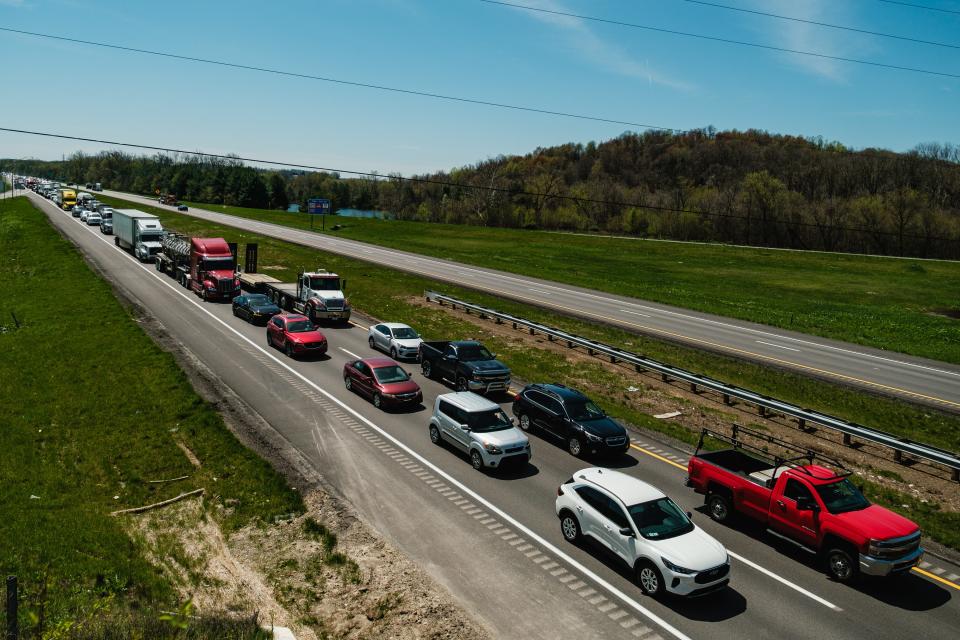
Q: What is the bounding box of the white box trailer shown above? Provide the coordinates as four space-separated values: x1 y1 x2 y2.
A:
113 209 164 262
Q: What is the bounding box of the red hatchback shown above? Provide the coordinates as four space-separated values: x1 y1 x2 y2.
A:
267 313 328 358
343 357 422 409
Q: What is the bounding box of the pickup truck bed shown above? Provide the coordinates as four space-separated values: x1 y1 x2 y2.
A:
695 449 787 488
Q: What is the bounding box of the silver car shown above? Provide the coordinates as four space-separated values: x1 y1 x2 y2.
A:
428 392 531 471
368 322 423 360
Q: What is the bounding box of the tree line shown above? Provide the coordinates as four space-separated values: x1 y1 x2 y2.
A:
4 128 960 258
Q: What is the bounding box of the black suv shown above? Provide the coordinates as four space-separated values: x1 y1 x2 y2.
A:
512 383 630 458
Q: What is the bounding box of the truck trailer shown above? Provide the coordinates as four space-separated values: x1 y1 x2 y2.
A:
112 209 164 262
156 233 239 301
241 269 350 322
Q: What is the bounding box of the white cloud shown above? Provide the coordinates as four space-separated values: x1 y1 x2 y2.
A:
504 0 693 91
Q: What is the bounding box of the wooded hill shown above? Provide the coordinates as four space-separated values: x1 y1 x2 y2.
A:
6 128 960 258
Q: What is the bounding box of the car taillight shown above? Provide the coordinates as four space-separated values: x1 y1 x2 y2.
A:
513 392 521 401
557 485 564 496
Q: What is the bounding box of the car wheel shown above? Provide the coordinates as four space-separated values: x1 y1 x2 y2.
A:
114 236 119 246
344 377 352 391
568 436 584 458
421 361 433 378
390 347 398 359
457 376 469 392
232 306 238 317
369 336 376 350
285 342 294 358
560 512 581 543
373 393 382 409
826 547 858 583
267 333 273 347
636 561 664 597
470 450 484 471
707 494 731 524
518 414 531 431
429 425 441 445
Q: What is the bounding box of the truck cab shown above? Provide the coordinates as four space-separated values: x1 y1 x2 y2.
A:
297 271 350 321
134 219 164 262
189 237 239 301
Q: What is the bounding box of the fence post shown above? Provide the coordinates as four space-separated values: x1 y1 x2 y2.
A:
6 576 17 640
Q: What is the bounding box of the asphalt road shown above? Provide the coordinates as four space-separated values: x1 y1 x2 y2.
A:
27 189 960 640
94 188 960 413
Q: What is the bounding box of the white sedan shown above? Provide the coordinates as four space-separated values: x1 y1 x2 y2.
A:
367 322 423 360
556 467 729 598
86 211 102 225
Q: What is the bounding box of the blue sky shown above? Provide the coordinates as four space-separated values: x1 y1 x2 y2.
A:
1 0 958 174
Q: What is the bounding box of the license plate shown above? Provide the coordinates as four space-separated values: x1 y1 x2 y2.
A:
329 313 340 319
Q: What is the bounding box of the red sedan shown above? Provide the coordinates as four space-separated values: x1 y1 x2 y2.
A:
267 313 328 358
343 357 422 409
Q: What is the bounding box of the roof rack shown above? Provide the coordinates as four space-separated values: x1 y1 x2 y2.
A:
696 425 851 482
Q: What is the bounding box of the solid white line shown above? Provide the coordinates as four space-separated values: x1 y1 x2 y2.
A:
755 340 801 353
65 193 841 617
36 195 695 640
339 347 362 359
727 551 841 611
620 309 652 318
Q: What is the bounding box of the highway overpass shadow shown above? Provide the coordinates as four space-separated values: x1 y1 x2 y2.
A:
576 537 747 621
693 507 952 611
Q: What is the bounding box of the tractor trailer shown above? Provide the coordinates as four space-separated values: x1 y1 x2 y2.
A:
156 232 240 301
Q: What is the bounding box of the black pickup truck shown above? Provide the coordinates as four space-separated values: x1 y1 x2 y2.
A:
419 340 511 394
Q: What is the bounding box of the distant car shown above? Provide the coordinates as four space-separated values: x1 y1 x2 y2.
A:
266 313 327 358
343 357 422 410
86 212 102 225
428 392 530 472
79 209 90 222
100 219 113 234
177 204 189 211
71 206 84 218
512 383 629 458
368 322 423 360
232 293 281 324
556 468 730 598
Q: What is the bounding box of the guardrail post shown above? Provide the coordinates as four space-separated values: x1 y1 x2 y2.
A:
495 317 502 325
842 434 852 447
6 575 17 640
610 356 617 363
952 468 959 483
893 450 903 464
758 406 766 418
512 322 517 329
661 373 670 382
689 383 698 393
547 334 554 341
529 327 535 335
587 348 595 356
722 393 731 405
634 364 644 373
566 340 574 348
797 418 805 430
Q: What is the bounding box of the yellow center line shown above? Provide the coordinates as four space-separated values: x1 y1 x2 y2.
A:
630 443 688 471
912 567 960 590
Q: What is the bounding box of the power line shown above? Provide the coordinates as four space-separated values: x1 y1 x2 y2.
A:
0 26 680 134
478 0 960 79
677 0 959 50
1 126 954 243
876 1 960 16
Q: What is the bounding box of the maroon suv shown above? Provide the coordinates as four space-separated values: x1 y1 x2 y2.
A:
343 357 422 409
267 313 328 358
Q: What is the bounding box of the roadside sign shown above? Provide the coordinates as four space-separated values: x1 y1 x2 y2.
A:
307 198 331 215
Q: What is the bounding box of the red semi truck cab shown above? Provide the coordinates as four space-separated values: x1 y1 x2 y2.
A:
189 237 240 301
686 426 922 583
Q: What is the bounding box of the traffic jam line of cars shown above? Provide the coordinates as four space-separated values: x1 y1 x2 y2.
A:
23 178 957 621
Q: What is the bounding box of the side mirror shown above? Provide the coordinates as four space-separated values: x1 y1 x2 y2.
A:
686 511 693 519
618 527 635 537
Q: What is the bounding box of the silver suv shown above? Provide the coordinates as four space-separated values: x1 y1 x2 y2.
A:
428 392 531 471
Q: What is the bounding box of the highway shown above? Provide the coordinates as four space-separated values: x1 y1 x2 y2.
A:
96 188 960 413
28 189 960 639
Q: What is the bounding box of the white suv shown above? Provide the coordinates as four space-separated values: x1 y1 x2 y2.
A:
368 322 422 360
429 392 531 471
556 468 729 597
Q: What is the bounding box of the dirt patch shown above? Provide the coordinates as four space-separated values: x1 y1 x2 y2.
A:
929 308 960 320
410 296 960 521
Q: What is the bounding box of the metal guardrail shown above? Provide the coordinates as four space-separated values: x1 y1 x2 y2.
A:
426 291 960 480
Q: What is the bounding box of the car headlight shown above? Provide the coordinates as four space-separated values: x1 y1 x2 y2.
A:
585 431 603 442
483 443 502 454
661 557 697 575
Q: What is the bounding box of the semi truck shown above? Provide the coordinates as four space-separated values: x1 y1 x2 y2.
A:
156 233 240 301
686 425 923 583
112 209 164 262
240 269 350 322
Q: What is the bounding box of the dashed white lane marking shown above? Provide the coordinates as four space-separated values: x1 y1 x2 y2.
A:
339 346 362 359
528 288 551 295
755 340 802 353
620 309 652 318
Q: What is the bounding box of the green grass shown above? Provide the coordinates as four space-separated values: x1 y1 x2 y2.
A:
0 197 304 637
100 195 960 550
183 200 960 364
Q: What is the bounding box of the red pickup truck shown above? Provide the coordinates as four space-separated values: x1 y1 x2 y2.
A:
687 426 923 583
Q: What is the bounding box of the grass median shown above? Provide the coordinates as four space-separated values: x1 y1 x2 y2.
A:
182 200 960 365
100 195 960 550
0 196 302 637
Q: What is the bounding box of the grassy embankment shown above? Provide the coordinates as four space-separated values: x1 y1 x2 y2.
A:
103 195 960 549
0 196 303 637
184 200 960 365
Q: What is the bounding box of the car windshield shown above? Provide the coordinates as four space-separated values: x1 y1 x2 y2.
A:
286 320 315 333
309 277 340 290
466 408 513 433
815 479 870 514
628 498 694 541
392 327 419 339
566 400 605 421
247 295 272 306
372 365 409 384
459 344 494 361
202 257 236 271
